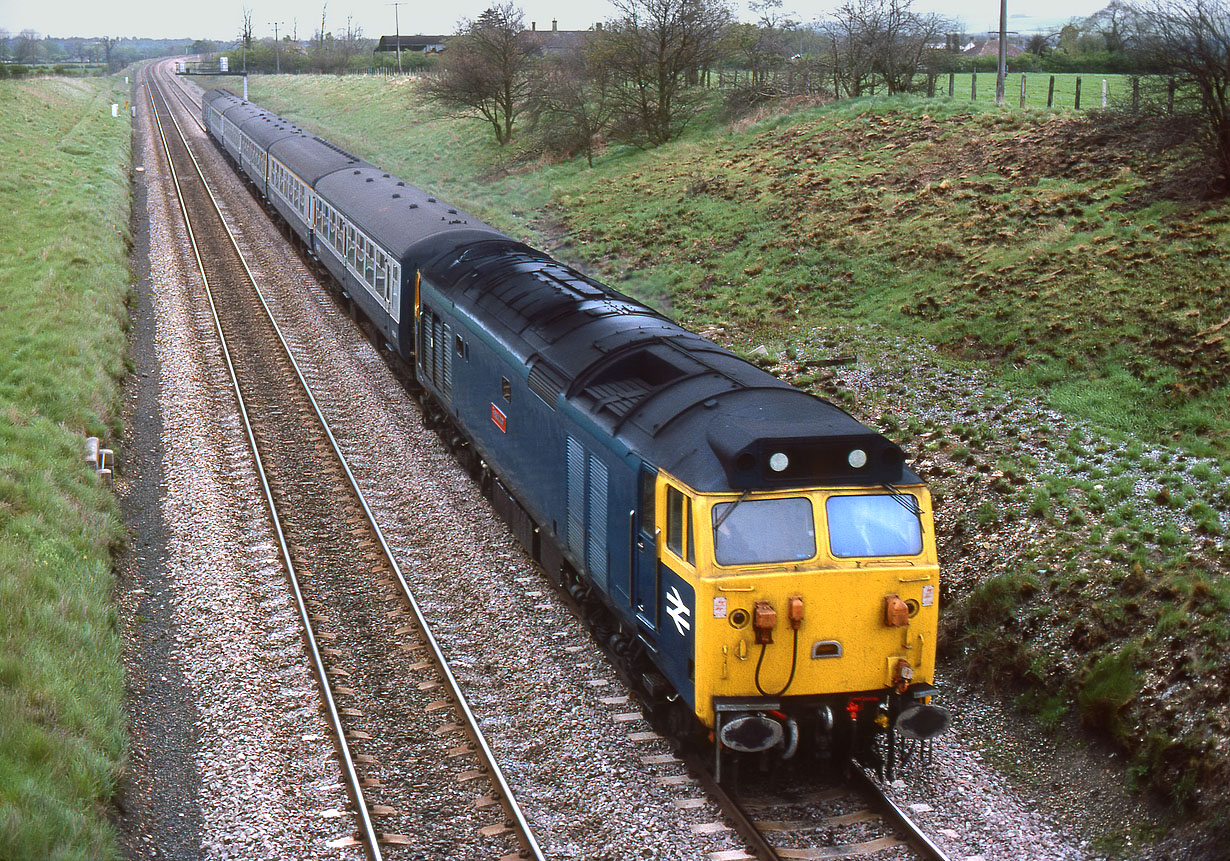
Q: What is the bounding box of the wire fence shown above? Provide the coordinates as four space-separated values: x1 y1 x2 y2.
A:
707 68 1146 112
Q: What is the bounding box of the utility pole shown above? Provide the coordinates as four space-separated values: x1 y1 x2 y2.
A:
271 20 284 73
996 0 1007 104
389 1 405 73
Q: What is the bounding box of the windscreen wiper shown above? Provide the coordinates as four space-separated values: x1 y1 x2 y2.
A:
881 483 922 516
713 489 752 531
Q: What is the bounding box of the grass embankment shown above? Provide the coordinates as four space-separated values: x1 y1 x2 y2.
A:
236 76 1228 832
0 77 131 858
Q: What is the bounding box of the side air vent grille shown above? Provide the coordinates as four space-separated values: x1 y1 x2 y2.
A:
527 360 567 408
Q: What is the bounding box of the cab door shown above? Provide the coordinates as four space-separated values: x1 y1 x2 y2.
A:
633 464 659 636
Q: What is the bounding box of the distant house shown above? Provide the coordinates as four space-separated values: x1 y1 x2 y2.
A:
963 38 1024 59
519 19 592 55
375 35 449 54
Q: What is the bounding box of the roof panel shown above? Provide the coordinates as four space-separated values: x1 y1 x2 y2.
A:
268 135 370 185
315 168 510 261
239 112 305 149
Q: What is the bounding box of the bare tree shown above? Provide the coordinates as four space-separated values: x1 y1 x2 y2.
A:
16 29 44 65
1124 0 1230 189
525 44 613 165
98 35 119 71
337 15 364 71
240 7 254 72
826 0 949 96
1090 0 1139 52
421 3 531 145
1025 32 1057 56
728 0 799 85
313 4 330 72
824 6 875 95
591 0 732 146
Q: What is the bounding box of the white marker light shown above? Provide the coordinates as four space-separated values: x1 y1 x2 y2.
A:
848 449 868 469
769 452 789 472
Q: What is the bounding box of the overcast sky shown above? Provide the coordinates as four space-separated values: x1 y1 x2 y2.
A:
0 0 1108 43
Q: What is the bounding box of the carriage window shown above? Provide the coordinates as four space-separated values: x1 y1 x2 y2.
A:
666 486 694 565
827 494 923 558
375 261 387 299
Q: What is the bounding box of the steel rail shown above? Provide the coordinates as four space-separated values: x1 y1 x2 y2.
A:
160 63 205 130
682 751 783 861
684 750 951 861
148 66 546 861
144 74 384 861
848 766 952 861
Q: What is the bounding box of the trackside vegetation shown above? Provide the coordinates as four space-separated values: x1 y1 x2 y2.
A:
237 75 1229 839
0 77 131 858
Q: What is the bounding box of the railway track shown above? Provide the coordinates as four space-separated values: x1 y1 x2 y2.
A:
687 757 951 861
142 63 543 861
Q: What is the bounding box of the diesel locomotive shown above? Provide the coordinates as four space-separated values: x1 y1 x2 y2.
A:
200 86 950 778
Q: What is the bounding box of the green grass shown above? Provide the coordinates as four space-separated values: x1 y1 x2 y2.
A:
1077 644 1142 742
0 75 132 859
940 71 1133 109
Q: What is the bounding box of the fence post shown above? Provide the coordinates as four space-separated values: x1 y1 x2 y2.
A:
1020 74 1026 109
927 73 935 97
1132 76 1139 111
1102 78 1108 108
1075 76 1082 110
971 72 977 101
948 71 955 97
1168 77 1175 114
1047 75 1055 108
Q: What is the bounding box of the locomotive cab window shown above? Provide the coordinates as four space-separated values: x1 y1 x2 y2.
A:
713 496 816 567
666 486 695 566
826 494 923 558
501 377 512 402
639 470 655 528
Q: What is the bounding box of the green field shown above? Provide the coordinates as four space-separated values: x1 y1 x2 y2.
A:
237 75 1229 832
0 76 132 859
936 71 1133 109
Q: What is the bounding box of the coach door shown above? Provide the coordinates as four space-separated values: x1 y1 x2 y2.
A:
632 464 659 636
